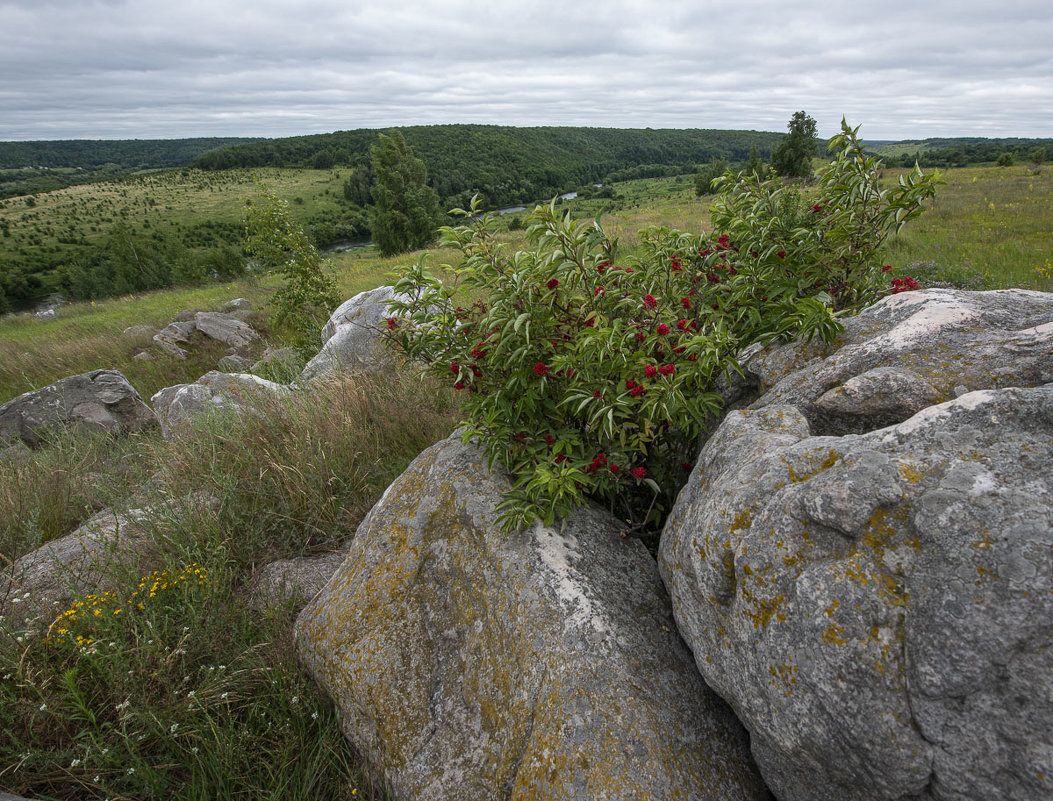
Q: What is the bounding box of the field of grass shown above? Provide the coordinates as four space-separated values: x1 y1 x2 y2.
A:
1 160 1050 800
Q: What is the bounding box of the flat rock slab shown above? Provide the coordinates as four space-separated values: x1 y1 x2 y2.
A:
659 384 1053 801
744 288 1053 435
296 433 771 801
0 369 157 447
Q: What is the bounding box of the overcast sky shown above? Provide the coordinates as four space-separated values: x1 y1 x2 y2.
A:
1 0 1051 142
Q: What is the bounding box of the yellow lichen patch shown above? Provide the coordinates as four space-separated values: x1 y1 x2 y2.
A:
768 663 799 697
786 448 842 483
822 623 848 647
897 461 926 485
973 531 994 550
729 508 753 533
976 564 1000 584
824 599 840 618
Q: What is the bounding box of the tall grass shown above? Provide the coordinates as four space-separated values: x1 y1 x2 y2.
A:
1 370 459 800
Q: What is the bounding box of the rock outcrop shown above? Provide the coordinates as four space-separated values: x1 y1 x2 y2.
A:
0 369 157 447
298 286 407 384
659 288 1053 801
296 433 771 801
151 371 288 439
152 311 260 360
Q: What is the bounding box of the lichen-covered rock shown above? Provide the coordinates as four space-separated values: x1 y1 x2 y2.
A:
151 370 288 439
248 548 350 612
659 384 1053 801
298 286 410 383
296 433 771 801
0 369 157 446
744 288 1053 434
153 320 197 358
1 507 158 629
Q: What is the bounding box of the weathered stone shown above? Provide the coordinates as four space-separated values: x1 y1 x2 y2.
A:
0 369 157 447
1 492 219 630
153 320 196 359
121 324 158 338
659 384 1053 801
743 288 1053 435
132 350 153 362
298 286 410 383
250 347 300 381
150 371 288 439
248 548 350 612
2 507 157 629
173 309 199 322
222 297 253 312
193 311 260 350
296 433 771 801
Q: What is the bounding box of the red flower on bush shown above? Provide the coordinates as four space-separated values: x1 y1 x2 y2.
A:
659 364 675 376
629 385 646 397
593 389 602 398
811 203 824 213
707 273 721 283
595 286 605 296
890 276 920 294
681 297 690 309
643 293 657 309
387 318 398 330
554 454 566 464
597 260 610 273
544 434 555 445
634 331 647 342
881 264 893 272
547 278 559 289
584 317 595 328
777 250 787 259
644 365 658 379
453 382 466 390
656 323 670 336
632 467 647 479
681 462 693 472
533 362 549 376
625 378 636 390
609 464 620 474
450 361 460 375
677 319 690 331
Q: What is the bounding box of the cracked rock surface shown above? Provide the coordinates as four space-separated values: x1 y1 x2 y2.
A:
296 433 771 801
659 288 1053 801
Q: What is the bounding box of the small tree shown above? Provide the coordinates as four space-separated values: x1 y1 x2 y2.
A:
369 131 443 257
245 190 340 354
996 151 1015 167
771 111 819 178
694 159 728 196
745 144 765 178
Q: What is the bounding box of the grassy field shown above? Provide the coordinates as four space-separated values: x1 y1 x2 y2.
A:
1 161 1051 800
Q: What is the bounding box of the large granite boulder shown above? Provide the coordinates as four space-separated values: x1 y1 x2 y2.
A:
0 369 157 447
151 371 288 439
659 288 1053 801
742 288 1053 434
296 433 771 801
298 286 408 384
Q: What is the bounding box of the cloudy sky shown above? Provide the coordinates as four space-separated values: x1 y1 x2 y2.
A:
1 0 1051 142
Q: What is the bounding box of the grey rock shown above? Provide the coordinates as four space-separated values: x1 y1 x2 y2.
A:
222 297 253 312
298 286 409 383
745 288 1053 435
121 324 158 338
1 492 219 630
153 320 197 359
0 369 157 447
659 384 1053 801
173 309 199 322
296 433 771 801
132 350 153 362
193 311 260 351
248 548 350 612
34 309 56 320
151 371 288 439
2 506 158 629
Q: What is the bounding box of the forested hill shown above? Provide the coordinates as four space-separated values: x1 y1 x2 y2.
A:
191 125 785 210
0 138 264 171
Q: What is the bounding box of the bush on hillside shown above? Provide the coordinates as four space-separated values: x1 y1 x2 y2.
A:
386 120 939 535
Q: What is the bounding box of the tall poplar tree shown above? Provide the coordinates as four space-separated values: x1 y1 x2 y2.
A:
771 111 819 179
369 131 442 257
